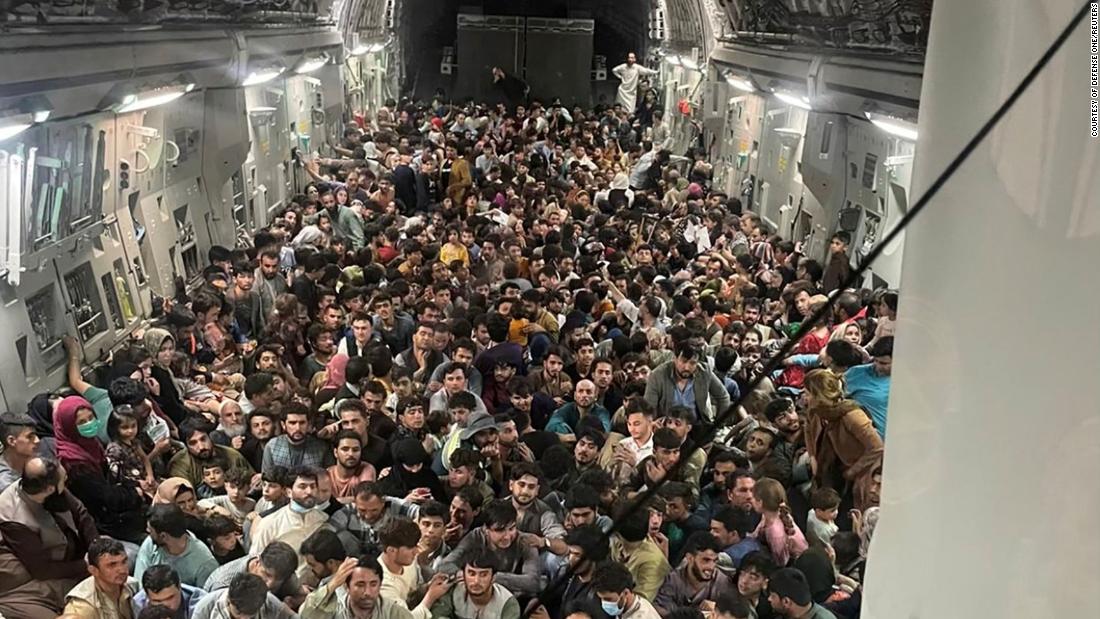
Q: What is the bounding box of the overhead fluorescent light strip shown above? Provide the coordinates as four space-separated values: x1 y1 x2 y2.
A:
867 113 919 141
725 75 755 92
296 55 329 74
0 122 32 142
774 92 812 110
116 84 194 114
243 67 286 86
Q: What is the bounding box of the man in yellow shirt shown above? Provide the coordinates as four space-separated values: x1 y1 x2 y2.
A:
608 509 670 602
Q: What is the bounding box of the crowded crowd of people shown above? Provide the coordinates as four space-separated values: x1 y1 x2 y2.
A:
0 76 896 619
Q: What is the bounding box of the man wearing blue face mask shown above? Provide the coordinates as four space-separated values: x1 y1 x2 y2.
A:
594 562 661 619
249 466 328 561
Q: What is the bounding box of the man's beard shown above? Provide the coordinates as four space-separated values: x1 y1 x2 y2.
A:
42 492 69 513
356 597 377 615
219 423 245 438
691 563 711 583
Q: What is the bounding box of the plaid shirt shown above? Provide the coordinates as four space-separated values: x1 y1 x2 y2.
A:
261 435 333 474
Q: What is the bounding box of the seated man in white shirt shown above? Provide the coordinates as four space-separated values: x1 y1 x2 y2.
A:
250 466 329 563
377 518 455 619
609 401 656 484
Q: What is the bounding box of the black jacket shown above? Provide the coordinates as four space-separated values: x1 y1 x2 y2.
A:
67 462 149 544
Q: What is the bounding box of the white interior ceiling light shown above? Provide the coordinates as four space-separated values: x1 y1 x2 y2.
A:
0 95 53 140
665 54 682 67
243 67 286 86
725 74 755 92
295 53 331 74
115 83 195 114
0 114 34 141
353 42 386 55
680 56 700 71
866 112 919 141
774 91 812 111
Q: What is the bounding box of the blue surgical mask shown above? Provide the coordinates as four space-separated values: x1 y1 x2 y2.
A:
289 500 311 514
601 600 623 617
314 500 331 512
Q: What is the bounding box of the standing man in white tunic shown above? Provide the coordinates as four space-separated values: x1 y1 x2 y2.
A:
612 52 657 116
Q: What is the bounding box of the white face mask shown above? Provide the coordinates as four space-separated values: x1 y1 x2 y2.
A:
314 500 331 512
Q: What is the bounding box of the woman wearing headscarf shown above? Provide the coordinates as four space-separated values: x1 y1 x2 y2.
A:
143 327 190 425
153 477 212 540
62 334 135 443
54 395 149 544
802 369 884 515
312 352 349 408
25 393 59 458
375 438 447 503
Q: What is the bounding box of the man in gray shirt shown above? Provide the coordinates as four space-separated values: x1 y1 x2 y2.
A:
193 573 297 619
438 500 542 598
0 412 39 494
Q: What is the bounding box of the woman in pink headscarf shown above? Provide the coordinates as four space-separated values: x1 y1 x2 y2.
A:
54 396 149 543
313 353 349 407
53 396 105 471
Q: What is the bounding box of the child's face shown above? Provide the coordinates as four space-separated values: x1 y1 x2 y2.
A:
815 507 839 523
648 508 663 534
203 466 226 488
262 481 285 501
213 532 240 553
226 481 245 502
118 418 139 442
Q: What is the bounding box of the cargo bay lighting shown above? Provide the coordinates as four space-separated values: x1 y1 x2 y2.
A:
295 53 330 74
0 96 53 140
680 56 701 71
243 66 286 86
0 113 34 141
866 112 919 141
115 83 195 113
352 42 386 55
664 54 682 67
725 73 755 92
774 91 812 111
